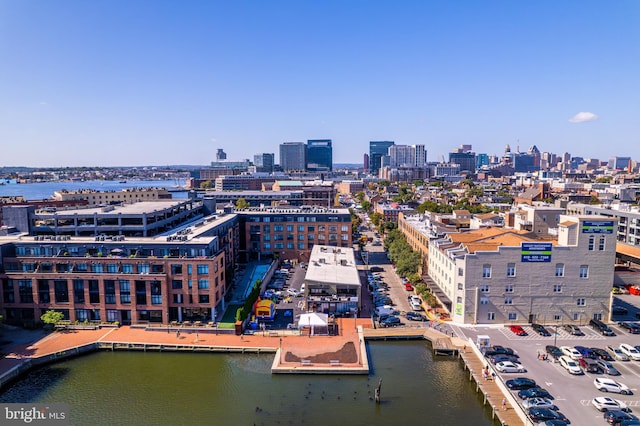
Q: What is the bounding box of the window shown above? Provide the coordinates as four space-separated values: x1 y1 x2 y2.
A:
480 285 490 293
122 264 133 274
136 281 146 305
151 281 162 305
457 283 463 290
598 236 605 251
197 265 208 275
274 225 283 232
264 234 270 241
107 263 118 273
508 312 517 320
91 263 104 273
287 243 294 249
18 279 33 304
298 225 305 232
198 279 209 289
504 298 513 305
38 280 50 304
263 225 270 232
553 284 562 293
588 235 595 251
298 242 305 250
54 280 69 303
579 265 589 278
171 264 183 275
172 280 182 289
573 313 581 321
506 263 516 277
341 234 348 241
505 285 514 293
555 263 564 277
104 281 116 304
73 280 85 303
458 268 463 277
198 295 210 304
138 264 150 274
119 280 131 304
264 242 271 250
577 298 586 306
553 314 561 321
89 280 100 303
456 296 462 303
480 297 489 305
341 225 349 232
487 312 495 320
482 264 491 278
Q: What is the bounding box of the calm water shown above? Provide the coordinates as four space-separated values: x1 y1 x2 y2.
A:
0 341 498 426
0 180 188 200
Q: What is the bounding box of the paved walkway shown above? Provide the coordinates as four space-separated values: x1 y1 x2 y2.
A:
0 318 371 377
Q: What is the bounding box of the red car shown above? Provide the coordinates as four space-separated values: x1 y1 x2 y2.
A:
404 283 413 291
509 325 527 336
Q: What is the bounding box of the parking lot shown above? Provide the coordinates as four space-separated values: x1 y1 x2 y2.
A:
453 314 640 425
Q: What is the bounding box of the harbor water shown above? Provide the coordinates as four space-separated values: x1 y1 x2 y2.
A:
0 341 498 426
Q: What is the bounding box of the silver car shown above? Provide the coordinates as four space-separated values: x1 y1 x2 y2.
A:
596 359 621 376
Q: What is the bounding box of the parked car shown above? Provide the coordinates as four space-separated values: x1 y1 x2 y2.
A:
619 322 640 334
612 305 629 316
495 361 526 373
527 407 568 423
405 311 426 322
607 345 630 361
620 343 640 360
545 345 564 361
487 354 521 365
563 324 584 336
596 359 621 376
579 357 602 373
488 345 516 356
521 397 558 411
536 420 571 426
560 346 582 360
559 356 583 375
574 346 595 359
518 386 553 400
592 396 631 412
509 325 527 336
379 316 402 328
594 377 632 395
603 411 638 425
404 283 413 291
532 323 552 336
506 377 536 390
591 347 615 361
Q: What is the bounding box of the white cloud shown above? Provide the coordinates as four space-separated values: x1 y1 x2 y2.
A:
569 112 598 123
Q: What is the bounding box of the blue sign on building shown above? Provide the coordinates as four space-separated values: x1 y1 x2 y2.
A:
582 220 615 234
521 242 552 262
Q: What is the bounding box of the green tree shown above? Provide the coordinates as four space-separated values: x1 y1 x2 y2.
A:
413 179 424 187
360 200 371 212
235 197 250 209
41 310 64 325
199 180 214 189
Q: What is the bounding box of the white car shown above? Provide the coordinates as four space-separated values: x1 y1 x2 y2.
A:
591 396 631 412
521 397 557 410
559 355 583 375
286 288 300 297
495 361 526 373
607 345 630 361
594 377 632 395
559 346 582 360
620 343 640 361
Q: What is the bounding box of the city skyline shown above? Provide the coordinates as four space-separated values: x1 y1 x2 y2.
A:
1 1 639 167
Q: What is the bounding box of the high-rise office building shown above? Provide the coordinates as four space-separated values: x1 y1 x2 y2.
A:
306 139 333 171
369 141 395 174
253 153 275 173
449 148 476 173
216 149 227 161
388 144 427 167
279 142 306 172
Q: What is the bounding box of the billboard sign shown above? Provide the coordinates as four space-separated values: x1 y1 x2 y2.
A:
582 220 614 234
521 242 552 262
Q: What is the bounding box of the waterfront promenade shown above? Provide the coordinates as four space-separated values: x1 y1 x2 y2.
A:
0 322 524 425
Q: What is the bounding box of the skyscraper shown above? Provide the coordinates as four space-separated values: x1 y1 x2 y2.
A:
369 141 395 174
306 139 332 171
253 153 275 173
449 147 476 173
279 142 306 172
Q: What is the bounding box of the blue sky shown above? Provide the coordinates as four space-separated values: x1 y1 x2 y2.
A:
1 1 639 167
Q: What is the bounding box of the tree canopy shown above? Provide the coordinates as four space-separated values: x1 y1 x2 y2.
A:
41 310 64 325
235 197 250 210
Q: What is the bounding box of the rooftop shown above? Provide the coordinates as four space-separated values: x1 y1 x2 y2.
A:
305 245 360 286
